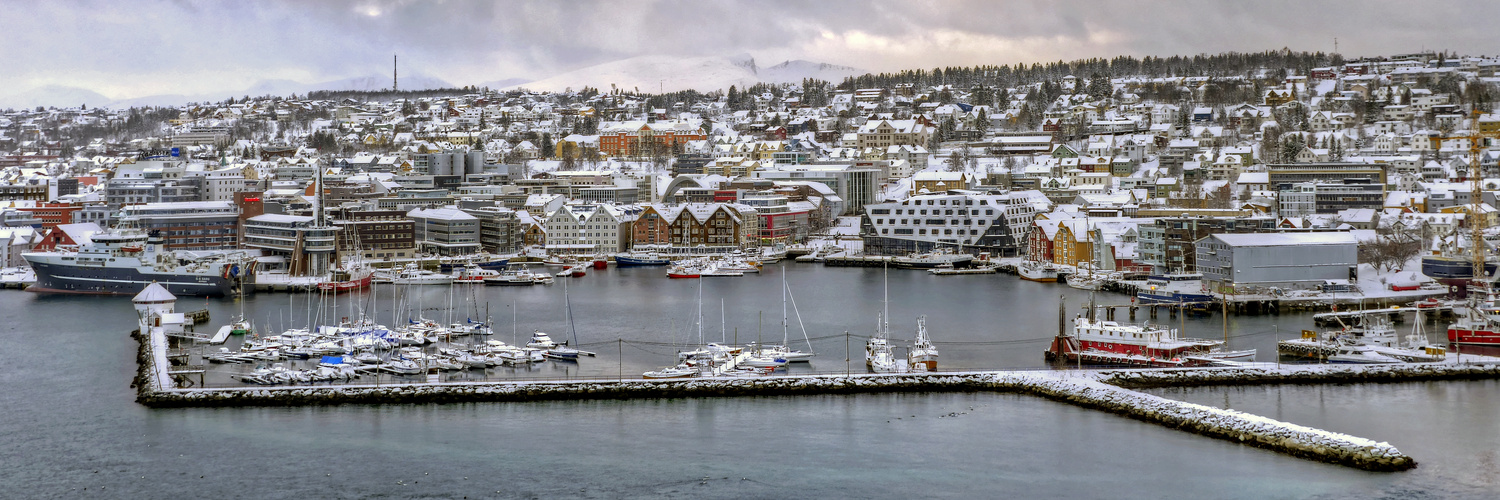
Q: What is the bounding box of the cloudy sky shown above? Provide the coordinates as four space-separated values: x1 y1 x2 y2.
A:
3 0 1497 102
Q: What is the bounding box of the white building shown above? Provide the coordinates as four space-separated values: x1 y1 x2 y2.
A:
862 191 1040 256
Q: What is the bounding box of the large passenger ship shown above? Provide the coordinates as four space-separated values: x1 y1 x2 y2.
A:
23 228 253 296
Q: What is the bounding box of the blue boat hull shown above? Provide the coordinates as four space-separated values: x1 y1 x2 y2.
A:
440 259 509 272
28 261 236 297
615 256 670 267
1136 291 1214 305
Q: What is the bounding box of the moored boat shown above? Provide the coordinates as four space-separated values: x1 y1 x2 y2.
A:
1017 260 1061 282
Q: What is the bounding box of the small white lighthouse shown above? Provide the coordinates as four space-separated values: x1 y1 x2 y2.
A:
133 282 179 333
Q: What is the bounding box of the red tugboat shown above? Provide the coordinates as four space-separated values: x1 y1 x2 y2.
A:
1046 294 1224 367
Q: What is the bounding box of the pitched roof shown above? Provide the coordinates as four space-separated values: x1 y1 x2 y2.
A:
132 282 176 303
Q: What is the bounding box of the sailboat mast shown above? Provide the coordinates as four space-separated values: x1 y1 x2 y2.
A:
696 279 703 346
565 278 577 346
782 272 789 346
882 260 890 336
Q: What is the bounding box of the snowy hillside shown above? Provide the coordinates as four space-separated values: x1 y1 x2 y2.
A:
508 54 863 93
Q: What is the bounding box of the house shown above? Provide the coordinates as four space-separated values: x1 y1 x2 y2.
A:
912 172 971 194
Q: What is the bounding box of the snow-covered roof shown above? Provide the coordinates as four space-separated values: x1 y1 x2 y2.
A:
1210 232 1358 247
132 282 176 303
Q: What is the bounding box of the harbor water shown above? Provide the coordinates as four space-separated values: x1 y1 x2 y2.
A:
3 263 1497 498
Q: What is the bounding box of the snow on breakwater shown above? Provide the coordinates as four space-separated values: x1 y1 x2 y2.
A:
1003 372 1416 472
1096 362 1500 389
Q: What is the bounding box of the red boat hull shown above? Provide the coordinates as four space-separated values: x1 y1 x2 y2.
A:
1448 327 1500 345
317 275 372 293
667 273 700 279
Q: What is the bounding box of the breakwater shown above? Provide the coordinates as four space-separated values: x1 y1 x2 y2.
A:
1095 363 1500 389
134 326 1444 472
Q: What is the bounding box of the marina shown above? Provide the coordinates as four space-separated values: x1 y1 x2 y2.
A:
10 260 1500 498
111 259 1500 476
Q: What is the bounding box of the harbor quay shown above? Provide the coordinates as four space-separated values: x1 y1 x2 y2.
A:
133 321 1500 472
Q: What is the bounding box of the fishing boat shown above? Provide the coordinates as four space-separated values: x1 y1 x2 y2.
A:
1017 260 1061 282
1046 294 1223 367
317 265 374 293
1447 287 1500 346
437 255 509 272
1136 272 1213 305
591 255 609 269
908 315 938 371
23 226 253 296
616 253 672 267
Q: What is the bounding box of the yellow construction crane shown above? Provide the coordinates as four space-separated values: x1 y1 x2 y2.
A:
1468 109 1500 285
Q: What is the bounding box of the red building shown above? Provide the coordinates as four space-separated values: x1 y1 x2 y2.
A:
598 122 706 157
18 202 81 230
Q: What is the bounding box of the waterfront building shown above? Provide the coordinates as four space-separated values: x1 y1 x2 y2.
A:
330 209 416 260
753 164 875 215
242 214 339 275
460 205 523 254
1197 232 1358 289
1136 216 1277 273
861 191 1037 256
119 201 240 251
408 207 480 256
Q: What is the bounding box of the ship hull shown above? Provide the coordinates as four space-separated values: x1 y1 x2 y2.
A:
1447 326 1500 346
439 259 509 272
27 261 234 297
616 256 671 267
1136 291 1214 305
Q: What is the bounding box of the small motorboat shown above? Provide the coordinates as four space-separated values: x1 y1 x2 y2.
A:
1327 345 1404 364
643 364 699 379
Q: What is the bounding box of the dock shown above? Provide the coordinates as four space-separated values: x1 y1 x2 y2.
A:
822 255 894 267
132 324 1500 472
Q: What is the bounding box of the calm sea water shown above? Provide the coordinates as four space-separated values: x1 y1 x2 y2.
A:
1 264 1493 498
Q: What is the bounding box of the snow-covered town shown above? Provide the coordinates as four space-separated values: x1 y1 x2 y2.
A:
8 2 1500 497
3 50 1500 303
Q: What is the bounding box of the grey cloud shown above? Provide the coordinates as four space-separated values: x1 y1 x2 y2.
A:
2 0 1498 102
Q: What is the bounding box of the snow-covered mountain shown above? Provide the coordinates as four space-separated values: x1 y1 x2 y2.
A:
2 73 460 109
0 85 113 109
508 54 862 93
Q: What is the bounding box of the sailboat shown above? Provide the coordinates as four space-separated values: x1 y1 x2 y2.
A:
761 269 815 362
866 263 899 373
907 315 938 371
543 279 594 360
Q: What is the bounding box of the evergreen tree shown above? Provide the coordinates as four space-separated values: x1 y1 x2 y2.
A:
540 133 555 159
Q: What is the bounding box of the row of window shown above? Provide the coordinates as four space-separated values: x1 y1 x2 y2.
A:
873 218 989 227
883 228 981 236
